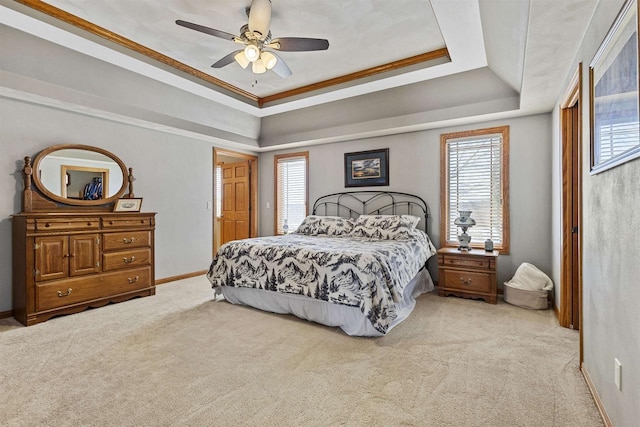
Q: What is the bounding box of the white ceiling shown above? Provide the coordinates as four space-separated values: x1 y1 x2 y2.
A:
1 0 599 132
43 0 447 98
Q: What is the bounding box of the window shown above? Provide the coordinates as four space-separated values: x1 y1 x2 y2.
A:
274 152 309 235
440 126 509 252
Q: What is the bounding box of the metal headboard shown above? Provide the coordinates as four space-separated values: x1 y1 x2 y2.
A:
312 191 430 234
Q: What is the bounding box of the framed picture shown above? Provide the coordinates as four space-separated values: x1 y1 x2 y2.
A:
113 198 143 212
590 0 640 174
344 148 389 187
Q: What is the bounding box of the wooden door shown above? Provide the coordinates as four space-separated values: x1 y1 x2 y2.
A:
221 160 250 245
569 104 580 329
561 88 582 330
69 234 101 276
35 236 68 282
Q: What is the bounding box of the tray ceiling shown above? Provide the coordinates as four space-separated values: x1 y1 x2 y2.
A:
2 0 600 132
27 0 449 104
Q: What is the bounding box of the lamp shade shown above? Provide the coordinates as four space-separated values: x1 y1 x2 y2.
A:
252 58 267 74
234 51 250 69
261 51 277 70
244 43 260 62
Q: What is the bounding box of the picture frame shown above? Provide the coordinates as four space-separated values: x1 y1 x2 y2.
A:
589 0 640 174
344 148 389 187
113 197 143 212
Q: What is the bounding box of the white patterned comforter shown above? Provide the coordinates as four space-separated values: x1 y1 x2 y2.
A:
207 231 436 333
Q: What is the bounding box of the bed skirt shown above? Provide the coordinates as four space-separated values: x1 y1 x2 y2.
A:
219 268 434 337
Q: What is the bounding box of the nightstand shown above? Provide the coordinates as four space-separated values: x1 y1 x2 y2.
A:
437 247 499 304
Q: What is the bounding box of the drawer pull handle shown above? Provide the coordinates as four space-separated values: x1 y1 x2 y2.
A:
109 221 114 225
123 237 136 244
128 276 140 284
123 256 136 264
45 223 51 228
57 288 72 297
459 277 472 285
87 222 92 226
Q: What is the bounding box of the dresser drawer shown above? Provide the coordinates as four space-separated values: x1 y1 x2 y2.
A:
35 218 100 232
35 267 151 312
441 256 490 270
443 270 492 294
103 216 153 229
102 248 151 271
103 231 151 251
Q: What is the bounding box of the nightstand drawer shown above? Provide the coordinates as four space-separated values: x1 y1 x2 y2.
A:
443 270 491 294
442 256 490 270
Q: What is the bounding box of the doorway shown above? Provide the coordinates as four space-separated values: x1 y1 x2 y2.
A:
213 148 258 257
559 64 583 358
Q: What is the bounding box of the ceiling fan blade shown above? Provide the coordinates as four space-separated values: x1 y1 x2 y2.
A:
248 0 271 39
270 53 292 78
270 37 329 52
176 20 238 41
211 50 244 68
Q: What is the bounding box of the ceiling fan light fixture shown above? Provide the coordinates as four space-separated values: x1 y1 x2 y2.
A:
244 43 260 62
234 51 250 69
252 58 267 74
261 51 277 70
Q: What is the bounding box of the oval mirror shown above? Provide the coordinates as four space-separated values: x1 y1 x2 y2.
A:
32 144 128 206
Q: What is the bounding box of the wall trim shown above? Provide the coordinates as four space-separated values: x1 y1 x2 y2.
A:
581 362 613 427
155 270 207 285
0 310 14 320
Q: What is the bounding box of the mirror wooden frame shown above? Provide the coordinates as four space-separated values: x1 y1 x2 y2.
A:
23 144 133 212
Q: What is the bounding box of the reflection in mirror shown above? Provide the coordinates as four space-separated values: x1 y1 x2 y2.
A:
38 149 123 200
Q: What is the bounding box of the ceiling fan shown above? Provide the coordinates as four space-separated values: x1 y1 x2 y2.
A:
176 0 329 78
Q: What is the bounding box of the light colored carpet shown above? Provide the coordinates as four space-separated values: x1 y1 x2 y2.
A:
0 276 602 427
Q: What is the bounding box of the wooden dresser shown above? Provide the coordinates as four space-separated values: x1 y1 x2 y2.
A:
11 144 156 326
437 247 499 304
12 212 155 326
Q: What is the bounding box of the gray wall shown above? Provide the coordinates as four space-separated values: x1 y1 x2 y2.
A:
0 24 260 146
259 114 552 285
550 0 640 424
0 97 236 312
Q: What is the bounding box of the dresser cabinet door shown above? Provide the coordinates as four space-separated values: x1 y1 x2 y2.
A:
35 236 69 282
69 234 101 277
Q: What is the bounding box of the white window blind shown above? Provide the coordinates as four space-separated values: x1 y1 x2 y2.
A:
444 131 507 249
276 154 308 234
215 165 222 217
597 120 640 164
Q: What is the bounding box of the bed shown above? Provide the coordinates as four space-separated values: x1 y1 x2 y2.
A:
207 191 437 336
